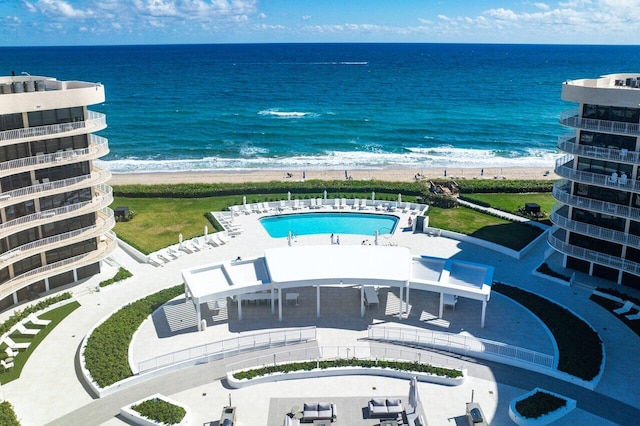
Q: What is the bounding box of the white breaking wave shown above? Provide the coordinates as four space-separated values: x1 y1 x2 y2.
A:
97 146 562 174
258 109 316 118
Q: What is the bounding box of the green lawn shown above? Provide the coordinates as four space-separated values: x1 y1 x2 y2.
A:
461 193 555 217
0 301 80 384
428 205 543 251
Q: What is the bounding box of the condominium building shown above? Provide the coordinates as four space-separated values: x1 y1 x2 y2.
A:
0 75 116 310
550 73 640 288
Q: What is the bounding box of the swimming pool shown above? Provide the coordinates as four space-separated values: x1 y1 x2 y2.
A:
260 212 398 238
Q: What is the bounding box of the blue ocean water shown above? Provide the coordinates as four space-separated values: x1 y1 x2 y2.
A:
4 43 640 173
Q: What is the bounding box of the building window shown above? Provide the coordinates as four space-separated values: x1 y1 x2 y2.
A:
34 162 91 183
45 238 97 264
0 113 24 132
39 189 93 211
569 232 622 257
0 142 30 163
7 227 39 251
583 104 640 123
30 134 88 155
0 171 32 192
12 254 43 276
579 131 636 150
27 107 84 127
4 200 36 221
40 213 95 238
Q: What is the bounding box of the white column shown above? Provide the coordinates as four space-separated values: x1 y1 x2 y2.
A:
481 300 487 328
196 301 202 331
439 293 444 318
44 277 50 292
398 286 403 320
405 284 410 316
360 286 365 318
271 288 276 314
238 294 243 321
316 285 321 318
278 289 283 322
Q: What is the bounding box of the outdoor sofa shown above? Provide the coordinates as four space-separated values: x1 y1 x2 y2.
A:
368 398 404 417
302 402 337 422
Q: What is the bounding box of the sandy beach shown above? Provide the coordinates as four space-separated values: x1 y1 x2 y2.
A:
109 167 556 185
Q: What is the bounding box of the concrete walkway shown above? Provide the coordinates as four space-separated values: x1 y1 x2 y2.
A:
2 205 639 425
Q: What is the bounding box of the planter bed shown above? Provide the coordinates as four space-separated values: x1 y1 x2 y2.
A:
120 393 189 426
509 388 575 426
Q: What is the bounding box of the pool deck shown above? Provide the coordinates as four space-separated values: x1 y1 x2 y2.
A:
2 203 640 426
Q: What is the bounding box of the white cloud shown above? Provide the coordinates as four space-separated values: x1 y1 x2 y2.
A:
301 15 311 21
29 0 94 18
534 2 550 10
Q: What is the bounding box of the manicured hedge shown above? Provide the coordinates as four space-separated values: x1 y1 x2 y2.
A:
0 292 72 337
84 285 184 387
494 283 602 380
515 390 566 419
0 401 20 426
233 358 463 380
132 398 186 425
99 267 133 288
453 179 554 194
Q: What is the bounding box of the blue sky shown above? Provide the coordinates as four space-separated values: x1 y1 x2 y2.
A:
2 0 639 46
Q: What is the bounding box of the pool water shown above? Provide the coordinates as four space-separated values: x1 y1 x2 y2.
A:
260 212 398 238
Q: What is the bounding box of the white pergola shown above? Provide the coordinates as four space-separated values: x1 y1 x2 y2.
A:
182 245 494 330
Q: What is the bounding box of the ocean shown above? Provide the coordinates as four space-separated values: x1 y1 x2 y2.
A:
3 43 640 173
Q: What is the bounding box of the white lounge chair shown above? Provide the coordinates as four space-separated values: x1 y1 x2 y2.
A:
626 311 640 320
340 198 347 209
1 359 14 370
3 336 30 350
16 323 39 336
217 233 231 245
28 313 51 326
148 254 165 267
157 251 173 263
243 204 252 215
613 300 634 315
167 246 183 259
230 205 241 216
5 347 18 358
316 198 324 209
333 199 340 209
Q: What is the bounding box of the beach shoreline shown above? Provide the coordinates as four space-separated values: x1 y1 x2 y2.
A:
108 167 556 185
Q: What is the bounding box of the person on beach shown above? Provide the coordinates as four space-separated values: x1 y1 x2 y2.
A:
330 233 334 244
336 235 340 245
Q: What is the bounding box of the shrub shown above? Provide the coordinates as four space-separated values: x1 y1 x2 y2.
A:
84 285 184 387
0 401 20 426
536 263 571 282
515 390 566 419
99 267 133 288
131 398 186 425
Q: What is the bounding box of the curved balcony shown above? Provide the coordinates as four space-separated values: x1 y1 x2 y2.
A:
0 230 117 302
552 181 640 221
0 168 111 208
0 134 109 179
559 109 640 137
0 183 113 239
0 208 114 268
0 111 106 146
557 134 640 165
550 206 640 249
548 227 640 276
555 154 640 195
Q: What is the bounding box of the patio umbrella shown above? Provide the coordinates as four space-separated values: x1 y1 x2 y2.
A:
408 376 421 414
243 195 247 205
324 190 327 200
398 193 402 203
204 225 208 236
287 191 291 201
374 230 379 245
178 233 183 249
372 191 375 201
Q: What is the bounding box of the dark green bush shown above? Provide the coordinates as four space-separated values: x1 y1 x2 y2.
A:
420 193 458 209
99 267 133 288
536 263 571 282
84 285 184 387
515 390 566 419
493 283 602 380
0 401 20 426
131 398 186 425
0 292 72 337
453 179 554 194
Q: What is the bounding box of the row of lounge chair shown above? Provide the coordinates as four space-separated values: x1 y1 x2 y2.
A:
230 198 426 215
613 300 640 320
1 313 52 370
149 232 232 267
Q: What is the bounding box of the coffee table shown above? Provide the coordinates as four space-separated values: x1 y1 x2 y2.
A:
380 420 397 426
312 420 330 426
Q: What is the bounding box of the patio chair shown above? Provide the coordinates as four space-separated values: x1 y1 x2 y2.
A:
28 313 51 326
3 336 30 350
316 198 324 209
340 198 347 209
626 311 640 320
5 347 18 358
613 300 634 315
148 254 165 267
1 359 14 371
16 323 39 336
230 205 241 216
333 199 340 209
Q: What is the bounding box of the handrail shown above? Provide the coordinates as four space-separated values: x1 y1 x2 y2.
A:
559 110 640 137
548 228 640 275
555 154 640 194
0 183 113 238
552 181 640 220
549 207 640 249
137 326 317 374
557 134 640 165
0 168 111 205
0 207 114 265
0 230 117 300
367 325 554 370
0 134 109 177
225 344 466 374
0 111 106 143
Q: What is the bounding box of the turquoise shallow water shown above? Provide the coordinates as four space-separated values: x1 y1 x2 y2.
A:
4 43 640 172
260 212 399 238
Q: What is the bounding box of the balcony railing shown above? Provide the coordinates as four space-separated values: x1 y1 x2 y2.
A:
552 182 640 221
0 134 109 178
0 231 117 301
548 228 640 275
557 134 640 165
555 154 640 195
0 111 106 144
0 207 114 267
559 109 640 137
0 183 113 239
550 206 640 249
0 168 111 208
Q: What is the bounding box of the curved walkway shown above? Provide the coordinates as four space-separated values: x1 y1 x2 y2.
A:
2 206 639 425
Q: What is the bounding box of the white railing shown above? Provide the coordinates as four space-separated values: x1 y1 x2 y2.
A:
559 110 640 137
555 154 640 194
0 208 114 265
0 135 109 177
0 111 106 143
557 134 640 165
367 325 554 370
552 182 640 221
550 207 640 249
0 169 111 205
0 183 113 238
225 344 465 374
547 228 640 275
137 326 317 374
0 230 117 300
